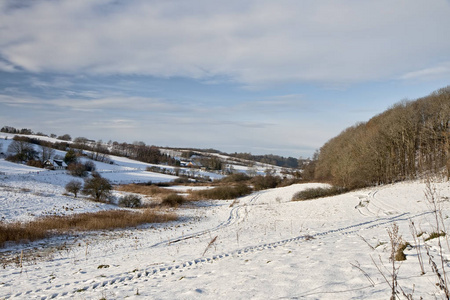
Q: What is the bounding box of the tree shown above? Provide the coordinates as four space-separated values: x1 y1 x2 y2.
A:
73 137 90 149
40 143 55 162
82 175 112 202
84 160 96 172
57 134 72 141
67 163 88 177
1 126 18 133
7 138 37 162
118 195 142 208
19 128 33 135
65 180 83 197
313 87 450 189
247 166 258 177
64 149 78 165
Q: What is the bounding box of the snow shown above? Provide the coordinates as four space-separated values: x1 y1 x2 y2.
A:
1 153 450 299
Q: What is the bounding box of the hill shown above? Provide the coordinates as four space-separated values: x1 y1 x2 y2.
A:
313 87 449 189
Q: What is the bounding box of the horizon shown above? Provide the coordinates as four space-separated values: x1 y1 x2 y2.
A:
1 1 449 158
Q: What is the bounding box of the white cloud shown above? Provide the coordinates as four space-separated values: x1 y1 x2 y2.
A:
0 0 449 86
0 58 17 72
399 62 450 80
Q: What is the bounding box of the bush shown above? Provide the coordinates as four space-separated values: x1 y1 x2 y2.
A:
65 180 83 198
161 193 185 207
221 173 250 183
27 159 44 168
82 176 112 202
292 186 348 201
84 160 96 172
67 163 88 177
172 177 192 184
251 175 281 190
277 178 302 188
190 184 252 200
118 195 142 208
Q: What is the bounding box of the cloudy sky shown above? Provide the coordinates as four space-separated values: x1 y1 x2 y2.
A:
1 0 449 158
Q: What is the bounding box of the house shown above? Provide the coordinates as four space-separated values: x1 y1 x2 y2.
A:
44 159 68 170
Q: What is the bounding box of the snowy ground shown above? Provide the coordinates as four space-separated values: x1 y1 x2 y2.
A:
0 153 450 299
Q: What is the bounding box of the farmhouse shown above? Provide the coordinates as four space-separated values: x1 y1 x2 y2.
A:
43 159 67 170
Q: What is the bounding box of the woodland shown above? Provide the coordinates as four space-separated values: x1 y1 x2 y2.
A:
313 87 450 189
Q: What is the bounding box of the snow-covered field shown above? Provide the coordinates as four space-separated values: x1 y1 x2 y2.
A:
1 151 450 299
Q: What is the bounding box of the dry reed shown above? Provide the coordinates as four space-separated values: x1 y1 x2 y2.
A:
0 209 177 247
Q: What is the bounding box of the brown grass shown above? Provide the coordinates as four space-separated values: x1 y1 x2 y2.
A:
0 209 177 248
161 193 185 207
116 184 174 197
394 242 410 261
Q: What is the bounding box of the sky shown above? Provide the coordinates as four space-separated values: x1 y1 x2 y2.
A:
0 0 449 158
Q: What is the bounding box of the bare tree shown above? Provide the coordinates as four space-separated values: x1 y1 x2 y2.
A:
7 138 37 161
65 180 83 198
40 144 55 162
82 175 112 202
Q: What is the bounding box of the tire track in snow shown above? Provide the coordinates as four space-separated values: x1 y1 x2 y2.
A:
148 191 264 247
355 188 396 217
4 210 433 300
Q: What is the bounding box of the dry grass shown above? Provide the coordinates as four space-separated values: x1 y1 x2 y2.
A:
116 183 174 196
394 241 410 261
0 209 177 248
161 193 185 207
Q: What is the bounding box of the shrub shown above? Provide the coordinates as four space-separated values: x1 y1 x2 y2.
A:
65 180 83 198
221 173 250 183
173 177 192 184
190 184 252 200
84 160 96 172
161 193 185 207
292 186 348 201
82 176 112 202
277 178 301 188
27 159 44 168
251 175 281 190
64 148 78 165
119 194 142 208
67 163 88 177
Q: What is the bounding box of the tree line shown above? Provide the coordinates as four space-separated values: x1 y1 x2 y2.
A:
225 153 300 168
311 87 449 189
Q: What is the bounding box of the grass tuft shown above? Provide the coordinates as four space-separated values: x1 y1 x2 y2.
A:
424 231 446 241
395 242 410 261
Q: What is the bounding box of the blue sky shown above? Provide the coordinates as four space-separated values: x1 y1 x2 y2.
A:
0 0 449 158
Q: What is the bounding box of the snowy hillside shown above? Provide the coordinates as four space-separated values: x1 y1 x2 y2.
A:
1 154 449 299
